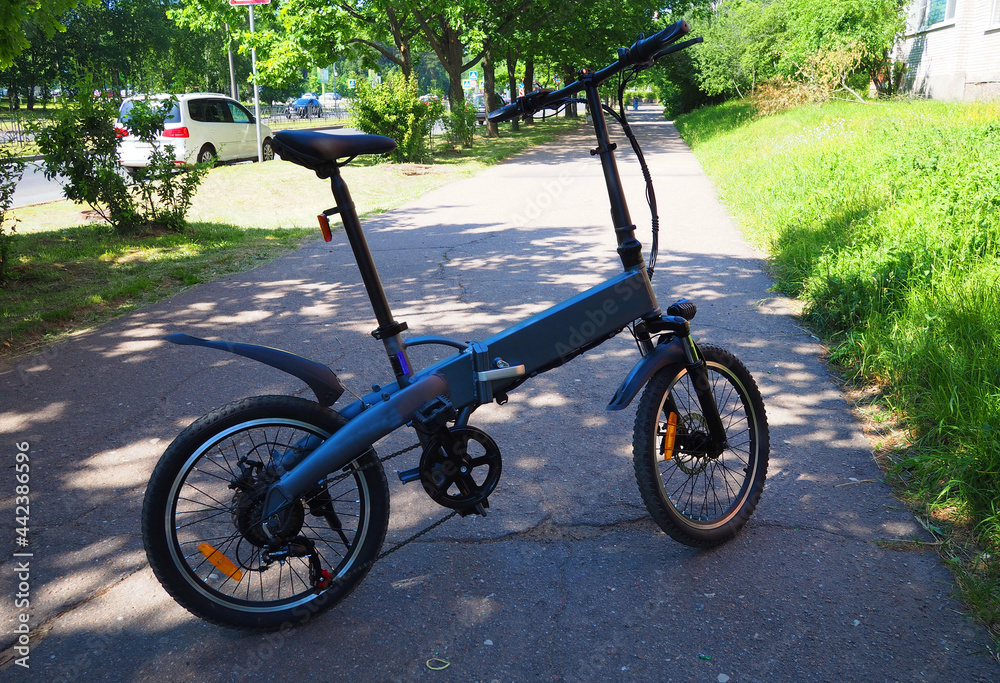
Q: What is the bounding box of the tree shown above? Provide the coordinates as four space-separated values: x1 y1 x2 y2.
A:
780 0 906 89
0 0 94 68
695 0 787 98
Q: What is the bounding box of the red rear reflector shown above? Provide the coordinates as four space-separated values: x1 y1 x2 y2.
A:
163 126 190 138
317 214 333 242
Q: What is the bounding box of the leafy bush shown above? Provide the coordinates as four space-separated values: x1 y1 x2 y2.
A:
120 99 209 231
0 148 26 286
665 0 906 109
752 42 865 115
33 90 208 235
445 102 477 149
350 75 442 162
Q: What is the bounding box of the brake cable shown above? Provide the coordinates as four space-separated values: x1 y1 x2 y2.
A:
558 87 661 281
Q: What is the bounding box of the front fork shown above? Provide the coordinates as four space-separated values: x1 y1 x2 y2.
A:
639 315 729 456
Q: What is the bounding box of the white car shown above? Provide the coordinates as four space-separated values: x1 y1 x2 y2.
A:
117 93 274 170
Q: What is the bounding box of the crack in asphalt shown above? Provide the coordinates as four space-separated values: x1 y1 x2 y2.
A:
403 513 658 548
434 233 496 304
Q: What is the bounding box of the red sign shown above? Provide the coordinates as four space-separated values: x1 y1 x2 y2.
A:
230 0 270 5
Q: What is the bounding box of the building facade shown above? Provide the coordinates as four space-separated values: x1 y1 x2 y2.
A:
896 0 1000 100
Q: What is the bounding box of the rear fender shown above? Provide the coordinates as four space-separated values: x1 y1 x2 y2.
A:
165 333 344 406
607 336 687 411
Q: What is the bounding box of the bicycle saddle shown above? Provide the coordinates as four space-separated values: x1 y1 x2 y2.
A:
272 130 397 177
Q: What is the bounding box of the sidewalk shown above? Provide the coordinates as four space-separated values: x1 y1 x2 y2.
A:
1 105 995 680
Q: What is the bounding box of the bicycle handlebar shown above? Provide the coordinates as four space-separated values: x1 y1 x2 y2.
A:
487 20 693 124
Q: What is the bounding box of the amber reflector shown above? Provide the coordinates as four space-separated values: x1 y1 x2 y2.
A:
198 542 243 582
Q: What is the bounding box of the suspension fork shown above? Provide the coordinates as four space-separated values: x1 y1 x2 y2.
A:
647 316 729 455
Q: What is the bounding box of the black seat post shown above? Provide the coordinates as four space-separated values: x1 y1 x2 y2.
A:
329 165 414 385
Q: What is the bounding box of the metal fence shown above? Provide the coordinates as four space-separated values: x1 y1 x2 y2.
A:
258 103 351 128
0 113 34 149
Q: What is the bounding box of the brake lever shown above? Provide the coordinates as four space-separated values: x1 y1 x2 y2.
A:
650 36 703 61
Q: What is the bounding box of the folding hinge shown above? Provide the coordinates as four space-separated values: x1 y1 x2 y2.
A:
591 142 618 156
371 320 409 340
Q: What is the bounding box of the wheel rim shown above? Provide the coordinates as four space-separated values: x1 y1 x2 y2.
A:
653 362 760 528
163 418 372 613
200 149 214 164
262 142 274 160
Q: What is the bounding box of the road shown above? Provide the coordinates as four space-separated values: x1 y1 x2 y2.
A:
10 161 64 208
0 107 995 680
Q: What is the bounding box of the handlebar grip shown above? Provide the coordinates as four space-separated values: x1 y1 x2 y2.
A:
626 20 689 66
487 101 523 123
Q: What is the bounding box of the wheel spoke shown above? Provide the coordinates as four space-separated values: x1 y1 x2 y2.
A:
144 398 389 627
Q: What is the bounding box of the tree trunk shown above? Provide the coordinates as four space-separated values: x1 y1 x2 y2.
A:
506 46 519 132
563 67 577 117
483 45 499 138
523 53 534 125
387 8 413 80
399 43 412 80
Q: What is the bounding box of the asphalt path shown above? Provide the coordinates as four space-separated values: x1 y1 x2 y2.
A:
0 106 995 681
10 162 65 209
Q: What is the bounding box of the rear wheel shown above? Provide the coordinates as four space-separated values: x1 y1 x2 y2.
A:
142 395 389 629
632 344 769 547
197 144 217 165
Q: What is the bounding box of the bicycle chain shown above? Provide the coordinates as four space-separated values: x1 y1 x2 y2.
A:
320 441 461 560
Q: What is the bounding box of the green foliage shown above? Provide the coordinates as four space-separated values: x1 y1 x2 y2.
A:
33 90 208 235
649 46 716 119
780 0 907 85
696 0 787 98
676 100 1000 558
123 99 211 231
0 149 26 286
0 0 94 68
445 102 477 149
656 0 907 111
33 91 135 232
351 74 442 162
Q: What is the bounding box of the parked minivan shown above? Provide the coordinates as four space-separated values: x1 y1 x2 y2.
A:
117 93 274 170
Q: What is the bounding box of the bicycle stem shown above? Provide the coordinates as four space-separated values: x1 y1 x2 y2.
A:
582 73 645 273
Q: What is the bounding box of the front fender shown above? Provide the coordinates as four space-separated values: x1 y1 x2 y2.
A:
165 333 345 406
607 336 687 411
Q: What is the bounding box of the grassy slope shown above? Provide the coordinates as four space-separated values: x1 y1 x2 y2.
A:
674 98 1000 636
1 118 583 355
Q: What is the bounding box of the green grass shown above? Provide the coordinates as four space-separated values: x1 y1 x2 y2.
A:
1 116 584 355
675 98 1000 639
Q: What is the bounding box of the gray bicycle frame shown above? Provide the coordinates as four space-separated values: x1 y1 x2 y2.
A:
167 73 716 522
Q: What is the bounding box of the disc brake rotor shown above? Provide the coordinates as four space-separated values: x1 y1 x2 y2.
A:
672 413 711 475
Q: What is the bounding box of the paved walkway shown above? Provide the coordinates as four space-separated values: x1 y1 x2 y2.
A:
1 106 995 680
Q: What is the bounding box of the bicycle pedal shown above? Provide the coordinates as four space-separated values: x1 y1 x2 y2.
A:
397 467 421 484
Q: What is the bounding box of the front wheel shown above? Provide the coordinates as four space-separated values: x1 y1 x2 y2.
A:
261 137 275 161
142 395 389 629
632 344 769 547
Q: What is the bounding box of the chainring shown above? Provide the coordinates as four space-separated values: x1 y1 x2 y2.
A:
419 426 502 510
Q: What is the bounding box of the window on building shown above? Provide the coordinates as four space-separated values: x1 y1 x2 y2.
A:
992 0 1000 26
926 0 957 26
